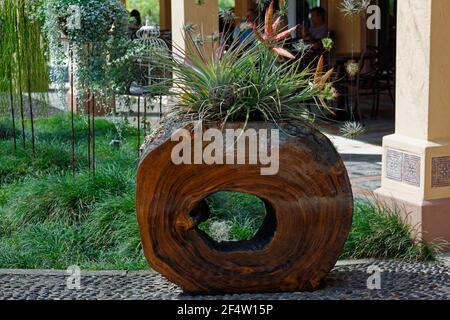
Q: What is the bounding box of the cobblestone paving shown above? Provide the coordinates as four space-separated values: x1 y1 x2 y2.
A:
0 261 449 300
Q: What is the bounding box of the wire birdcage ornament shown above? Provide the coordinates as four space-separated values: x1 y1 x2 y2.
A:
130 21 172 153
133 22 171 96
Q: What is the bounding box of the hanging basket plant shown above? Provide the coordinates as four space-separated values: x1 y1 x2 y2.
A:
137 1 353 294
340 0 371 16
43 0 141 99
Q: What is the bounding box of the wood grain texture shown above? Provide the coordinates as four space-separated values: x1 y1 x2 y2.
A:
136 120 353 294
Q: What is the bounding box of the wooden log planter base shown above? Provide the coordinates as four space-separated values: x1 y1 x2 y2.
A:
136 120 353 294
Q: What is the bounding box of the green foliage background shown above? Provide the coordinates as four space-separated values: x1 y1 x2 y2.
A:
126 0 160 23
125 0 236 24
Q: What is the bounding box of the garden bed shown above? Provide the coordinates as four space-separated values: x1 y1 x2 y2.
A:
0 114 441 270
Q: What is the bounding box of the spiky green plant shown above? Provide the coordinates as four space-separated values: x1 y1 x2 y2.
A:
163 23 336 126
340 121 365 138
341 199 447 261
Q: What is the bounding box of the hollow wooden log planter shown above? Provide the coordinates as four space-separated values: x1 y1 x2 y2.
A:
136 120 353 294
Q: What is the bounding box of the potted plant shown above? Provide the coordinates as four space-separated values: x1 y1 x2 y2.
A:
136 1 353 294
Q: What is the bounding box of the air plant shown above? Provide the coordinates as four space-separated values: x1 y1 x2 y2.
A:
346 60 360 77
207 32 220 42
193 34 205 46
293 39 312 54
183 22 197 32
159 25 337 127
339 0 367 122
209 221 231 242
253 0 297 59
219 8 236 25
340 121 366 138
312 55 337 113
322 37 334 51
340 0 371 16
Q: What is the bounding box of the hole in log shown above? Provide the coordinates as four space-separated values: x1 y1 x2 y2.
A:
190 192 277 252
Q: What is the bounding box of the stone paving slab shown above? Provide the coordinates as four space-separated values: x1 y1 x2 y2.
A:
0 261 449 300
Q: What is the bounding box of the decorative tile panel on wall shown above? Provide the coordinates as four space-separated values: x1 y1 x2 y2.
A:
432 156 450 188
386 149 403 181
385 149 421 187
402 154 421 186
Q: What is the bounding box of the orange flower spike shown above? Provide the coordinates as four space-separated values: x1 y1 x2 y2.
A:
265 0 274 37
272 16 282 33
273 46 295 59
275 26 298 42
253 22 268 44
314 55 324 83
319 68 334 87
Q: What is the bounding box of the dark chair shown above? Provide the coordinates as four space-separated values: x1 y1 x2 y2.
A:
336 46 396 122
367 46 395 119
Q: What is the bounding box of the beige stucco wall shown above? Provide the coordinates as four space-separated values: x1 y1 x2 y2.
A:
395 0 432 140
395 0 450 142
428 0 450 141
171 0 219 56
377 0 450 246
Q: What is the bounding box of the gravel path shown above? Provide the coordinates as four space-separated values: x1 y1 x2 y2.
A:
0 260 449 300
